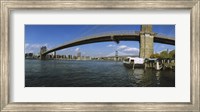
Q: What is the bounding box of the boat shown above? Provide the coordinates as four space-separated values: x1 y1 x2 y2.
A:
123 57 145 69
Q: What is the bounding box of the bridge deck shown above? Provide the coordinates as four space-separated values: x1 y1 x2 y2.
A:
43 33 175 55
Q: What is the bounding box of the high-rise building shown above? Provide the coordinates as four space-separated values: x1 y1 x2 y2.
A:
61 55 66 59
77 52 81 57
68 55 72 60
73 55 77 60
53 51 56 59
77 52 81 60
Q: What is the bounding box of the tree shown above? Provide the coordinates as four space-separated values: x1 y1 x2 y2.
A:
150 53 160 58
169 50 175 59
160 51 169 58
150 49 175 59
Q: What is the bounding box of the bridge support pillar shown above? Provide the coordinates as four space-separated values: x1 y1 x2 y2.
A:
40 54 46 60
139 25 154 58
40 46 47 60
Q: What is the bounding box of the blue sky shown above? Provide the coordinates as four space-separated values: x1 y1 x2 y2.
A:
25 25 175 57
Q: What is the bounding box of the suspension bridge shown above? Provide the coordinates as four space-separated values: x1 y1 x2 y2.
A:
40 25 175 60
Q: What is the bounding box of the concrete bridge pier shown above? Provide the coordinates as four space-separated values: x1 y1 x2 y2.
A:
139 25 154 58
40 46 47 60
40 54 46 60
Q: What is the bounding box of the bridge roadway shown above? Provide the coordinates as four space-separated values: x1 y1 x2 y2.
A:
42 33 175 55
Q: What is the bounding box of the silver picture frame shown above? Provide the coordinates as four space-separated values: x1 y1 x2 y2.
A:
0 0 199 111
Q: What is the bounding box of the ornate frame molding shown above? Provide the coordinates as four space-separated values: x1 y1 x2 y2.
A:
1 0 199 111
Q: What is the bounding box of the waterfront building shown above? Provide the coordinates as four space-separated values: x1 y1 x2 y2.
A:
85 56 91 60
25 53 34 59
61 55 67 59
53 51 56 59
56 55 61 59
73 55 77 60
68 55 72 60
77 52 81 60
81 56 85 60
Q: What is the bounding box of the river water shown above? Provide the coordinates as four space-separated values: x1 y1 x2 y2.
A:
25 60 175 87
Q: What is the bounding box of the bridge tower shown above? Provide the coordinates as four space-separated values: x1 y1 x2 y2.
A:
40 46 47 60
139 25 154 58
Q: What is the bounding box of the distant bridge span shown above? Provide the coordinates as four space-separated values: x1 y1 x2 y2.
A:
42 32 175 56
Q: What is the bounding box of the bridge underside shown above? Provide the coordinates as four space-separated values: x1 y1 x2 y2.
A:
42 34 175 57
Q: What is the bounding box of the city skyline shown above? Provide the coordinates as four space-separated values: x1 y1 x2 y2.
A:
25 25 175 57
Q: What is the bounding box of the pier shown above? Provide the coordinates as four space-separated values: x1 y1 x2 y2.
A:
144 58 175 71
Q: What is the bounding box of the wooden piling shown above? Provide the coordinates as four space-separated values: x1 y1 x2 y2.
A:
132 62 135 70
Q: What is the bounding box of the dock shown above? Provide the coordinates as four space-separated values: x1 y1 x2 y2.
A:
144 58 175 71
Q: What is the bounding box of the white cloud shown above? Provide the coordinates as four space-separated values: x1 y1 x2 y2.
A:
107 44 115 47
124 47 139 52
160 45 166 48
117 45 139 52
157 48 174 54
75 47 80 52
25 43 29 48
115 45 139 55
29 43 48 49
25 43 48 54
117 45 127 50
106 51 137 57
